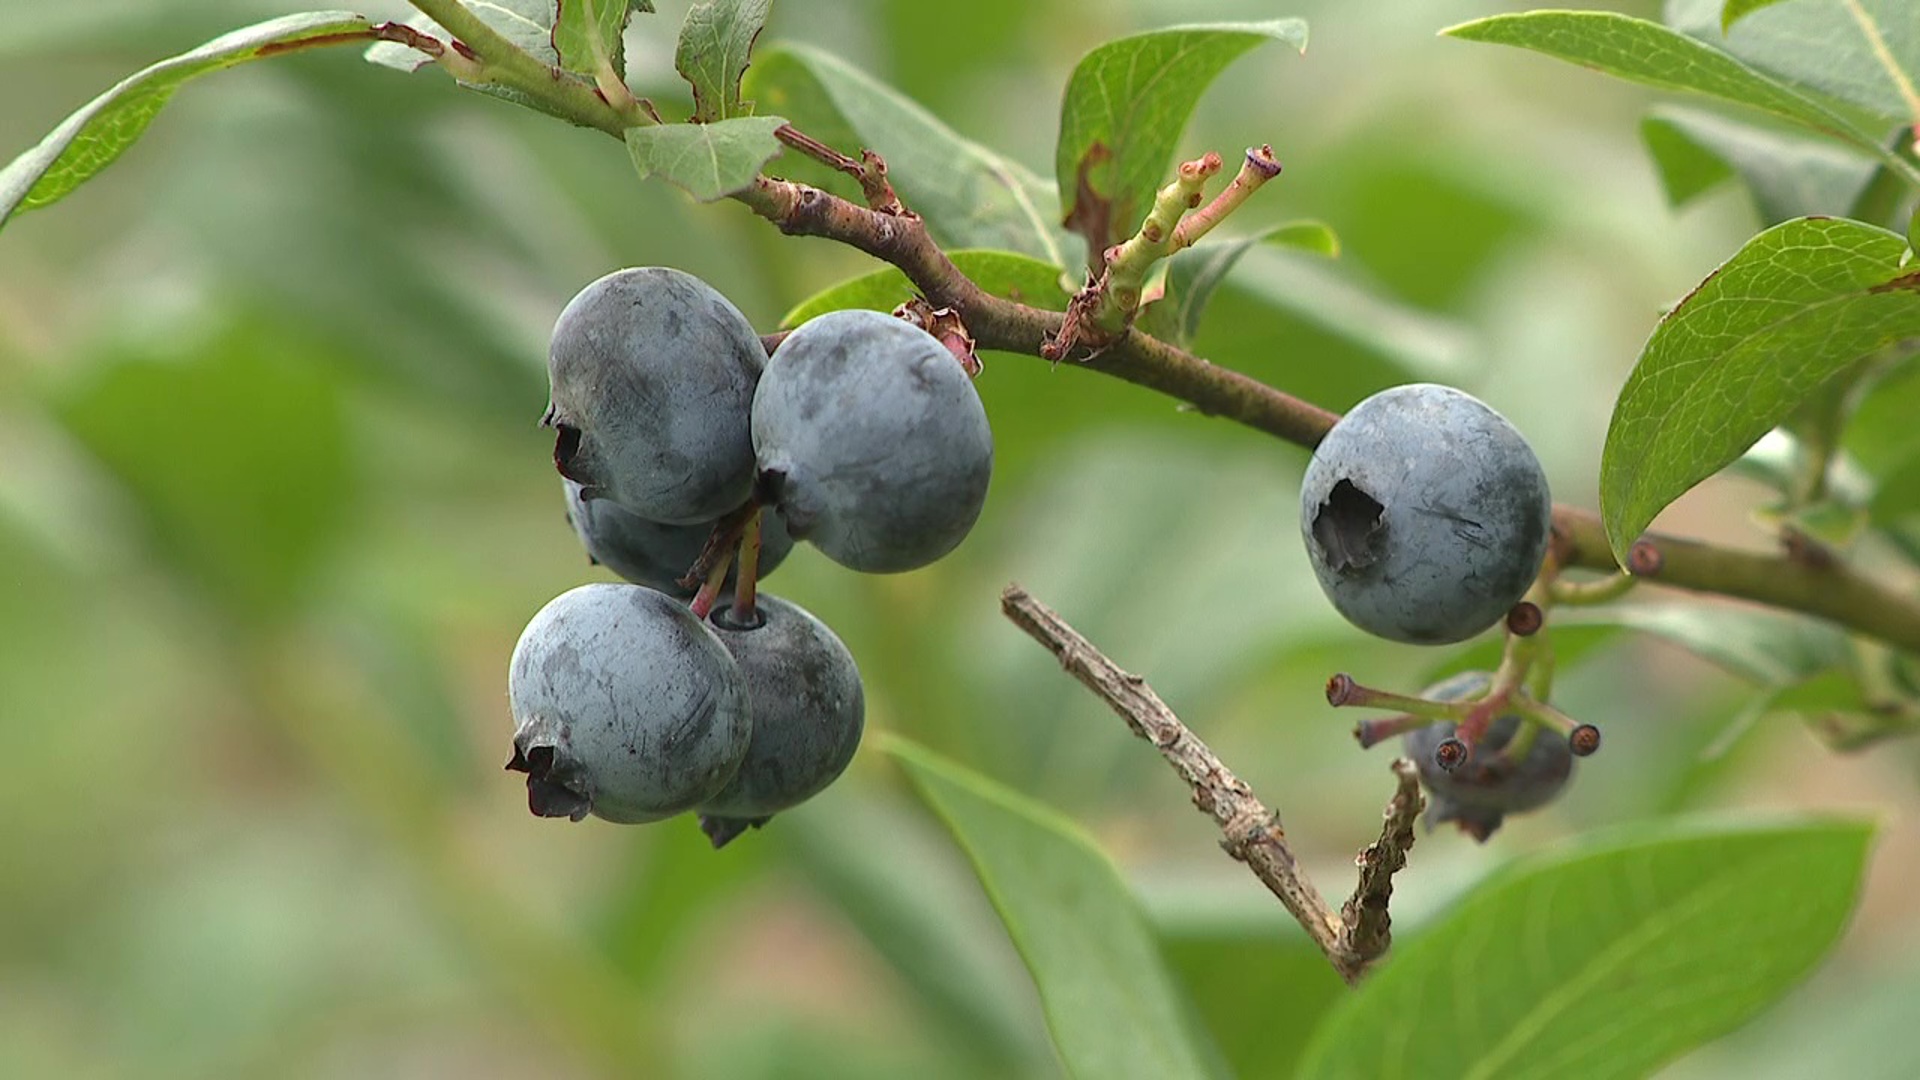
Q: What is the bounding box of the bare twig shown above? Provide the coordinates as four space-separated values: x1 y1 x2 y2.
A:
1341 759 1422 967
1000 583 1421 984
773 124 907 215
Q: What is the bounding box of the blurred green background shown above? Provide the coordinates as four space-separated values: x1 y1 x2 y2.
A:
3 0 1919 1077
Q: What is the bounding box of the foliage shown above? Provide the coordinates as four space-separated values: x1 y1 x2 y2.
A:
2 0 1917 1077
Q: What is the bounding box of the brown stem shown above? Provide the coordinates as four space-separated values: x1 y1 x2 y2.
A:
1340 758 1423 966
733 176 1340 447
773 124 907 214
730 173 1920 653
1552 507 1920 652
1000 584 1420 983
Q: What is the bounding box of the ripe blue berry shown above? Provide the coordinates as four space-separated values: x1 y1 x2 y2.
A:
1300 383 1551 644
563 480 793 598
752 309 992 573
697 594 866 847
544 267 764 525
507 583 750 824
1403 671 1573 841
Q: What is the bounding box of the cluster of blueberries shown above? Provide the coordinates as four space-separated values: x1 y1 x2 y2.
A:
507 267 992 846
504 265 1574 843
1301 383 1580 838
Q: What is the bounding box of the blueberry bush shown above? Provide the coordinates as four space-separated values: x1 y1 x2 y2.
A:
2 1 1918 1077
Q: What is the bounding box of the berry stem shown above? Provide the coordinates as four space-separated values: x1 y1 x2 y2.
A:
1326 673 1474 722
729 510 763 625
1353 713 1432 748
689 549 734 620
1497 710 1543 764
1549 572 1638 606
1170 145 1283 249
1526 631 1557 702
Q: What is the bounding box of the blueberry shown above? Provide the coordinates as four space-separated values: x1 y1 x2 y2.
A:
696 594 865 847
563 480 794 598
507 583 751 824
1403 671 1572 841
544 267 765 525
751 309 992 573
1300 383 1551 645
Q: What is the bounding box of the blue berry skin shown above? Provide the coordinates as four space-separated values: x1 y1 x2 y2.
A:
1300 383 1551 645
544 267 765 525
563 480 794 598
507 583 750 824
696 595 865 846
1404 671 1573 842
751 309 992 573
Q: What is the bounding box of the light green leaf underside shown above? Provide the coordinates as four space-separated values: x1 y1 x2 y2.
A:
624 115 785 201
1444 11 1919 185
465 0 560 63
1556 603 1850 686
552 0 644 79
885 737 1218 1080
1672 0 1920 128
1298 818 1873 1080
1599 216 1920 560
1720 0 1790 32
1 11 375 228
1640 106 1879 224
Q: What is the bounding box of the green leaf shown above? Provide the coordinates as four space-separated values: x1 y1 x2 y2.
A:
1555 604 1850 686
365 2 567 74
1139 220 1338 346
1298 818 1874 1080
743 44 1074 264
1640 110 1736 206
781 249 1071 328
777 794 1052 1075
1054 20 1308 256
624 115 785 201
886 737 1218 1080
1641 106 1879 224
458 0 561 63
1160 925 1344 1080
553 0 645 79
1721 0 1790 32
1599 216 1920 560
1671 0 1920 130
0 11 376 228
676 0 771 122
1443 11 1918 184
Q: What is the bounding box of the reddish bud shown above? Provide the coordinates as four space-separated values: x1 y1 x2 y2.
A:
1326 673 1359 706
1569 724 1602 756
1506 601 1544 637
1628 539 1664 577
